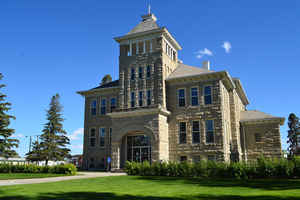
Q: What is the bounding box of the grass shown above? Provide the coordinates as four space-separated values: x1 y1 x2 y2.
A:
0 176 300 200
0 173 68 180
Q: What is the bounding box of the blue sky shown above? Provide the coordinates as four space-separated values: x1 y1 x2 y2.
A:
0 1 299 156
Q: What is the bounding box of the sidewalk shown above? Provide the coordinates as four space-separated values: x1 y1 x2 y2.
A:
0 172 126 186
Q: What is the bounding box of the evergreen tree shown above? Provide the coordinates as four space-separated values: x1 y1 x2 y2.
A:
0 73 19 159
39 94 70 165
287 113 300 158
101 74 112 85
26 140 43 162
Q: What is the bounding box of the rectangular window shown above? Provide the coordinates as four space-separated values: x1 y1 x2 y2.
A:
205 120 214 143
192 121 200 144
179 122 187 144
100 99 106 115
191 87 199 106
131 92 135 108
180 156 187 162
91 100 97 116
139 91 143 107
147 90 151 106
192 156 201 163
138 67 143 79
138 41 143 54
110 98 116 112
131 68 135 80
204 86 212 105
255 133 262 142
146 66 151 78
90 128 96 147
109 128 112 145
207 155 216 161
178 89 185 107
99 128 105 147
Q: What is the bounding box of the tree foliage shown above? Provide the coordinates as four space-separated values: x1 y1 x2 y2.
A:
0 73 19 159
101 74 112 85
27 94 70 165
287 113 300 158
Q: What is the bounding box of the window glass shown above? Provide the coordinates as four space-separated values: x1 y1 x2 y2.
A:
99 128 105 147
180 156 187 162
110 98 116 112
178 89 185 107
147 90 151 106
192 121 200 143
139 91 143 107
179 122 186 144
255 133 262 142
207 155 216 161
101 99 106 115
191 87 199 106
204 86 212 105
131 68 135 80
91 100 97 116
205 120 214 143
138 67 143 79
131 92 135 108
90 128 96 147
146 66 151 78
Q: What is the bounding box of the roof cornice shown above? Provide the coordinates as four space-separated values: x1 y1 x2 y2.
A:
107 107 171 118
77 87 120 97
240 117 285 126
233 78 250 106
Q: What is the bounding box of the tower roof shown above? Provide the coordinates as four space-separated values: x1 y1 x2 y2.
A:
127 13 160 35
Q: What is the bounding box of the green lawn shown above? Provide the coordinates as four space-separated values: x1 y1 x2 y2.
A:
0 173 68 180
0 176 300 200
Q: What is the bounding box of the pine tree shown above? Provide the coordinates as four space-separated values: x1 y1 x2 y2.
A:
26 140 43 162
287 113 300 158
0 73 19 159
39 94 70 165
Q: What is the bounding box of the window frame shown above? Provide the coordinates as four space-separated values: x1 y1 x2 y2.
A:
138 67 143 79
110 97 116 112
203 85 213 105
147 90 151 106
89 128 96 147
207 155 216 161
179 121 187 144
146 65 151 78
177 88 186 107
192 120 200 144
255 133 262 143
139 91 143 107
131 92 136 108
191 87 199 106
90 100 97 116
179 156 187 162
131 68 135 80
205 120 215 144
100 98 106 115
99 127 105 147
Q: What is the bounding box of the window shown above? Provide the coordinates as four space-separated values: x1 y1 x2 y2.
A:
100 99 106 115
192 156 201 163
146 66 151 78
191 87 199 106
110 98 116 112
205 120 214 143
180 156 187 162
204 86 212 105
178 89 185 107
255 133 262 142
207 155 216 161
131 92 135 108
89 128 96 147
139 91 143 107
109 128 112 145
91 100 97 116
138 67 143 79
131 68 135 80
192 121 200 144
179 122 187 144
147 90 151 106
99 128 105 147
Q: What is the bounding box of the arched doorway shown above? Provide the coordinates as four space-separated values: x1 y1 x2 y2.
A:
126 134 151 162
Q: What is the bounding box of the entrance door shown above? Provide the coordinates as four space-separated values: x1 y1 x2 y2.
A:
127 135 151 163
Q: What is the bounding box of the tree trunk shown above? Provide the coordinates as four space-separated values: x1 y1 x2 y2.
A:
45 159 48 166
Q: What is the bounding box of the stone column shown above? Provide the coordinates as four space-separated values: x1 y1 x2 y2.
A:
111 142 121 171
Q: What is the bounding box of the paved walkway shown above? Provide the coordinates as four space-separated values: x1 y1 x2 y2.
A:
0 172 126 186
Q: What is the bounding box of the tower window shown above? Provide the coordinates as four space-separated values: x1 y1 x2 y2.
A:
131 68 135 80
90 100 97 116
191 87 199 106
139 91 143 107
178 89 185 107
204 86 212 105
99 128 105 147
146 66 151 78
110 98 116 112
89 128 96 147
205 120 214 143
131 92 135 108
100 99 106 115
179 122 187 144
192 121 200 144
138 67 143 79
147 90 151 106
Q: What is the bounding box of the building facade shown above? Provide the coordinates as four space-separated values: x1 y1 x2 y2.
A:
78 12 285 170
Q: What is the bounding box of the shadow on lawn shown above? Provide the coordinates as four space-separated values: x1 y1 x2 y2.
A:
136 176 300 191
0 192 299 200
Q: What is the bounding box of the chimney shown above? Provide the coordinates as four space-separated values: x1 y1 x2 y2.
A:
202 60 210 70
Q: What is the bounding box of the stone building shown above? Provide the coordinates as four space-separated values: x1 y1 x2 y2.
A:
78 12 285 170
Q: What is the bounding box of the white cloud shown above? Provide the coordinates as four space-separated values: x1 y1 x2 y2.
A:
222 41 232 53
68 128 84 140
195 48 213 59
72 144 83 150
11 133 24 138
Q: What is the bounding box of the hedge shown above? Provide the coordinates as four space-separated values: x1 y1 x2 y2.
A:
0 163 77 175
125 156 300 179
